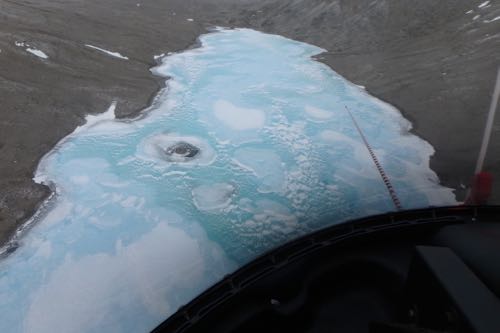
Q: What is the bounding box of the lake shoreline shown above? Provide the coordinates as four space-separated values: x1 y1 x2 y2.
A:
2 0 499 247
0 26 457 258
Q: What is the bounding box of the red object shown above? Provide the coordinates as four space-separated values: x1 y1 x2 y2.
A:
466 172 493 205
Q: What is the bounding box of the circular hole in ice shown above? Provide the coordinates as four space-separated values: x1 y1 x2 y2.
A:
164 142 200 159
138 133 216 166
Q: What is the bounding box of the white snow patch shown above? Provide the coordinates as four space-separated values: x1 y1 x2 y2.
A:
85 44 129 60
14 41 48 59
304 106 334 121
478 1 490 8
75 101 117 135
187 18 194 22
466 9 474 14
23 222 227 333
154 53 165 60
473 14 481 20
34 241 53 259
213 100 266 130
484 16 500 23
192 183 236 212
70 175 90 185
120 196 140 208
26 48 48 59
40 200 74 229
240 199 299 235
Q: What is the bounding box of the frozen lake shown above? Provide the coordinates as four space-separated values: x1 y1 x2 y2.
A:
0 28 455 333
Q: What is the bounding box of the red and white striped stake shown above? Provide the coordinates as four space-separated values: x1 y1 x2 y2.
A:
346 106 403 210
466 67 500 205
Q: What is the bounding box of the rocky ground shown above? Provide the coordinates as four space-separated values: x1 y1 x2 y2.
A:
1 0 499 245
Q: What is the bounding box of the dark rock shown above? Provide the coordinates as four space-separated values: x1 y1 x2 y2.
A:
165 142 200 159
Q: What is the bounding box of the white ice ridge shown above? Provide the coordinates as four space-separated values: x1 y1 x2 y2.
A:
85 44 129 60
213 100 266 130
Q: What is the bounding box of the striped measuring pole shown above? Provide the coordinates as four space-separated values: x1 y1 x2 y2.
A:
346 106 403 210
